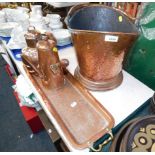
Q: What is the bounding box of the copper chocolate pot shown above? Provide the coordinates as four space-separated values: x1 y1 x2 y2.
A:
66 4 139 91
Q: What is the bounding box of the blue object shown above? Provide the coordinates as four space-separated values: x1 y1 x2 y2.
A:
92 98 152 152
0 36 11 44
11 49 22 61
9 44 73 62
57 43 73 50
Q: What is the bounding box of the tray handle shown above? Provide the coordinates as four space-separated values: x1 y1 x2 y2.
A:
88 128 113 152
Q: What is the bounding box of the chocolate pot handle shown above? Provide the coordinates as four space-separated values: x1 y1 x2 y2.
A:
61 59 69 67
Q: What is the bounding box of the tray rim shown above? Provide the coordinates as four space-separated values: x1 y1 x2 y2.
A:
24 65 115 149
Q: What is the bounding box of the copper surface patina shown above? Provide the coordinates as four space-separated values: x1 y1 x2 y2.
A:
37 39 65 89
67 4 139 91
21 28 115 149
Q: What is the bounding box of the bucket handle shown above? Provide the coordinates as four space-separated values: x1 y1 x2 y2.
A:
67 3 90 17
114 7 136 22
65 3 90 27
64 16 68 27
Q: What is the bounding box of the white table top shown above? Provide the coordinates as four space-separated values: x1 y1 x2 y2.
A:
4 44 154 152
47 2 83 8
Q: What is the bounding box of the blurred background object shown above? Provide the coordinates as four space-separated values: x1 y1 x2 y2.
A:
124 3 155 90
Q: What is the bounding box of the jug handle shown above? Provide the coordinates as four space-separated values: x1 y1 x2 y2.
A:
28 26 36 32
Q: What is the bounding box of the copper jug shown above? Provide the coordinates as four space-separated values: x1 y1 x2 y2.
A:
36 39 65 89
21 27 41 75
66 4 139 91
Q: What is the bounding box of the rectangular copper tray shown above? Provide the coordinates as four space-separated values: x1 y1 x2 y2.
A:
24 66 114 149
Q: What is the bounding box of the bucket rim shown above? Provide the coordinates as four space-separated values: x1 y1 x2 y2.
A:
67 3 135 21
67 27 139 36
66 3 139 36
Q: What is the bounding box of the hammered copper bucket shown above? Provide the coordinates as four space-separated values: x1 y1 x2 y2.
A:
66 4 139 91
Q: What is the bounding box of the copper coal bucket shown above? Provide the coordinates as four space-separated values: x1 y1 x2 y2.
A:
66 4 139 91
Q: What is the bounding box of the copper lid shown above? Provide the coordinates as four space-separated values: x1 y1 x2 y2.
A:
36 40 50 51
37 39 56 51
45 32 57 43
25 26 41 48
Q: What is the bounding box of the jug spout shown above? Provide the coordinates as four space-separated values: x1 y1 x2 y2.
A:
67 4 139 91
